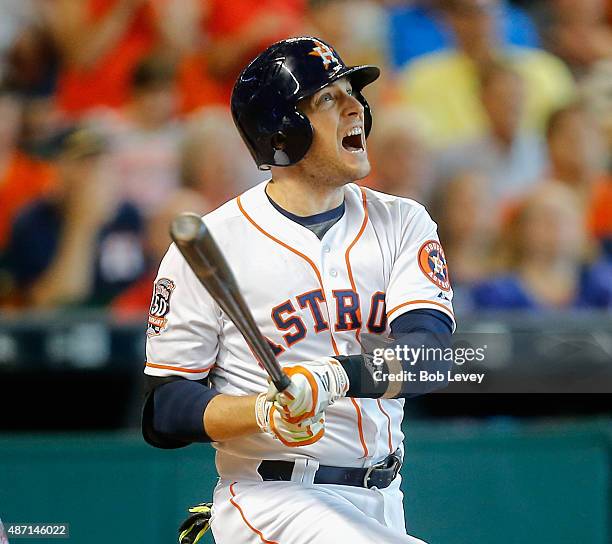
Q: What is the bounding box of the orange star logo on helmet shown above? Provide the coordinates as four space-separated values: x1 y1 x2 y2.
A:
308 39 339 70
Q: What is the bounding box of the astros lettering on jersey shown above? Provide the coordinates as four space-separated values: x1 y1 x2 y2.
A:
146 181 455 475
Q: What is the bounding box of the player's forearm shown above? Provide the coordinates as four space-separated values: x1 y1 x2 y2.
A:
203 394 260 441
150 379 260 443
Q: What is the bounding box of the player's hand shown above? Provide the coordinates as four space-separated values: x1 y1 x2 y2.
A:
255 392 325 447
268 357 349 424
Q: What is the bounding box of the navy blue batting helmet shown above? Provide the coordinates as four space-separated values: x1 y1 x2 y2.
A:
231 36 380 170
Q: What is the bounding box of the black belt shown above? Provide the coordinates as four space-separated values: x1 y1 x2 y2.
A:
257 451 402 489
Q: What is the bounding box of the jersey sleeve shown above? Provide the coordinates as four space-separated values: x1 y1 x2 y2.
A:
145 244 222 379
385 203 456 332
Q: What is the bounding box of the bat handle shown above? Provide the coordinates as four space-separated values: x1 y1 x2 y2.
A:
273 372 292 393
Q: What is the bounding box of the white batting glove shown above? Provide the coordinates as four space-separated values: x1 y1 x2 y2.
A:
255 392 325 447
268 357 350 425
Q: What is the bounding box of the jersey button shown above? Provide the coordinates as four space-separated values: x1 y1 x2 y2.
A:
323 245 331 253
330 269 338 277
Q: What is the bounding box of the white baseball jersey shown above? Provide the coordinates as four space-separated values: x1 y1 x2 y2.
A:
145 180 455 480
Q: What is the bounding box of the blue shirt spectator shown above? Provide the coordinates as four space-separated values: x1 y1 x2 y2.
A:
470 260 612 310
7 199 144 306
387 0 540 69
4 127 145 308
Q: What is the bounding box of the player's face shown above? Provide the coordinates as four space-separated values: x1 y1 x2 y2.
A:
297 77 371 185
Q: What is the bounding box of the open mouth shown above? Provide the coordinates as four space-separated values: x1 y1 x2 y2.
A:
341 126 365 153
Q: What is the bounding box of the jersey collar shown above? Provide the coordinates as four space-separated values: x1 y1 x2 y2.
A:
236 180 368 260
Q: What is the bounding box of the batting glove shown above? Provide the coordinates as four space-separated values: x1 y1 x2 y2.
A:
269 357 350 424
178 502 212 544
255 392 325 447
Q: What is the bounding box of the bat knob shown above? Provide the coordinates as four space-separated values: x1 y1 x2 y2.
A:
171 213 205 244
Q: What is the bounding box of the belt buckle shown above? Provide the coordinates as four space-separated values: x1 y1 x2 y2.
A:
363 453 402 489
363 464 376 488
363 457 389 488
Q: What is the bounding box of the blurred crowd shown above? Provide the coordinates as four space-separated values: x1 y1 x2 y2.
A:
0 0 610 316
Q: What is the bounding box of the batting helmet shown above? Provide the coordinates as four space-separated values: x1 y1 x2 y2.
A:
231 36 380 170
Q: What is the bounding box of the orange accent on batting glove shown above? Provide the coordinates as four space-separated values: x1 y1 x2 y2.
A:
270 357 349 425
255 392 325 447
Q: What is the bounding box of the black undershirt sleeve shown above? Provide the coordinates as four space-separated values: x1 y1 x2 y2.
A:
335 309 454 399
142 375 219 449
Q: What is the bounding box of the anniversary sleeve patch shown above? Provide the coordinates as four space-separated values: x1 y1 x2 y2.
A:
147 278 176 337
417 240 451 292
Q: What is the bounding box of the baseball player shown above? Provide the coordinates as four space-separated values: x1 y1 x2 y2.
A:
143 37 455 544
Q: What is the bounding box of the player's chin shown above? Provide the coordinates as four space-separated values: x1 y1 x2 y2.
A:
340 148 371 181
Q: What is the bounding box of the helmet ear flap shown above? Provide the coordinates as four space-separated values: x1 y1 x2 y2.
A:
240 87 314 169
355 90 373 138
261 108 313 168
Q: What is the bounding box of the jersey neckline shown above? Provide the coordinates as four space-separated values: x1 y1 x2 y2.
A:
265 190 346 227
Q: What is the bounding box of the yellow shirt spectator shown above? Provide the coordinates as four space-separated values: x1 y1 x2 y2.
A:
398 47 575 148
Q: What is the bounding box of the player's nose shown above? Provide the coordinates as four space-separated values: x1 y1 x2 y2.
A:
342 93 365 121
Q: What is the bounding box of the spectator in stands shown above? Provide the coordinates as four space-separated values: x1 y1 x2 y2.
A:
181 107 268 209
398 0 575 148
579 59 612 163
86 55 183 217
435 61 547 203
178 0 303 114
51 0 195 116
0 85 57 250
545 103 608 203
10 22 68 161
387 0 540 68
0 0 41 81
588 177 612 259
543 0 612 79
112 187 209 317
368 106 434 202
4 17 59 99
305 0 388 105
429 172 497 302
199 0 304 101
5 128 145 308
471 183 612 310
544 103 612 257
306 0 387 68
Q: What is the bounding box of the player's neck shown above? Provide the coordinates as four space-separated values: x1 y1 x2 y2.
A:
266 177 344 217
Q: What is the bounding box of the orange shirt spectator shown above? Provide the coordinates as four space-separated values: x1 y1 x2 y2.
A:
0 151 56 249
588 175 612 240
177 53 227 115
207 0 304 42
55 0 157 116
171 0 305 114
201 0 305 102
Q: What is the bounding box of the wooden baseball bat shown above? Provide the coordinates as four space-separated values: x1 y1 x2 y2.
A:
170 212 291 393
